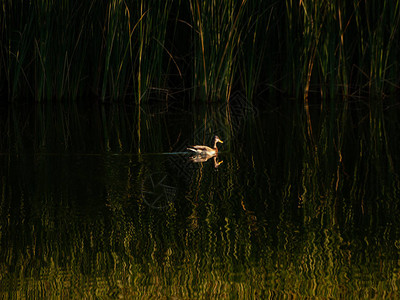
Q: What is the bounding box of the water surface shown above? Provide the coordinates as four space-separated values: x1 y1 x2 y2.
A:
1 101 400 298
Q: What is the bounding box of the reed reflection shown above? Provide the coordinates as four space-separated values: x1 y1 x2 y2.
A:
1 102 400 298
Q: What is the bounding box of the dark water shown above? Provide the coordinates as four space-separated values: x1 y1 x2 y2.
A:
1 100 400 298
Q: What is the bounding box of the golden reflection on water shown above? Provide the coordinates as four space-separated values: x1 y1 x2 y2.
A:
2 175 399 299
2 104 400 298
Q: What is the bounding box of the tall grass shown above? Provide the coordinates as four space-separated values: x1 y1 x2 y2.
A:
239 2 274 101
1 0 400 102
188 0 247 101
1 0 173 103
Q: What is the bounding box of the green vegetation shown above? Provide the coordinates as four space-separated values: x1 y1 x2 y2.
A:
1 0 399 102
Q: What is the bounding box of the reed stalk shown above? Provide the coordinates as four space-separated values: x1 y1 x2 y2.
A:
189 0 247 101
1 0 400 102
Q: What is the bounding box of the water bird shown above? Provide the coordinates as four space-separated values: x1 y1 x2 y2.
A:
187 135 223 156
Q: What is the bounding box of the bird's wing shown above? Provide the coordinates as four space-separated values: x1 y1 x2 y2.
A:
190 145 212 151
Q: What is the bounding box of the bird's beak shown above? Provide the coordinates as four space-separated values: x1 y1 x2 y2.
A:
219 140 224 143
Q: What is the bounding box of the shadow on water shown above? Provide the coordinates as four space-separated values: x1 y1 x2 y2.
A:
1 98 400 297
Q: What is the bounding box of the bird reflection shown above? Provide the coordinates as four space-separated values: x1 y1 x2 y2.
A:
189 153 223 168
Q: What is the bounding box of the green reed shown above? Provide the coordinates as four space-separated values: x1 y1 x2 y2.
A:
356 1 400 95
238 2 273 101
1 0 173 103
285 0 400 100
188 0 247 101
1 0 400 102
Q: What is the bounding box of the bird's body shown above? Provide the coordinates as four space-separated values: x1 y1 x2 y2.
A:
187 135 223 156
